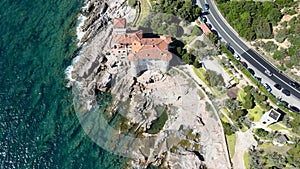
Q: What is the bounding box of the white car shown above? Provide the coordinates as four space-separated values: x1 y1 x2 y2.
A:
265 69 273 76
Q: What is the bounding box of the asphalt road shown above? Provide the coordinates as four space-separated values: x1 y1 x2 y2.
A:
198 0 300 107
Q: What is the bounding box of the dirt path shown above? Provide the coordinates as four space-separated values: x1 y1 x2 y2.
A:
232 130 257 169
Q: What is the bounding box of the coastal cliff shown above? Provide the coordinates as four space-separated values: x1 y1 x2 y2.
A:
66 0 231 168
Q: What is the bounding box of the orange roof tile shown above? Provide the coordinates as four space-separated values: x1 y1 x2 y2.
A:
114 30 143 44
199 23 211 35
114 18 126 28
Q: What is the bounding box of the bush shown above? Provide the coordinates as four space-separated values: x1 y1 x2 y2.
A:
222 121 235 135
255 128 269 138
261 41 278 52
193 58 201 68
192 25 203 36
205 70 225 87
128 0 137 7
243 93 255 109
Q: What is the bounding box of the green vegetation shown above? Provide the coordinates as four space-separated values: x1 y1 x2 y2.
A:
217 0 300 69
178 139 191 150
287 141 300 168
139 13 182 37
255 128 269 138
226 133 236 158
193 67 208 85
128 0 137 7
192 25 203 36
153 0 201 22
244 152 250 169
146 107 168 134
273 15 300 69
259 41 278 53
222 121 235 135
207 33 218 44
289 113 300 136
217 0 294 40
197 89 205 99
205 70 225 87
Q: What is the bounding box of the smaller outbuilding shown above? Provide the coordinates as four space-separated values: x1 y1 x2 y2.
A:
260 109 281 126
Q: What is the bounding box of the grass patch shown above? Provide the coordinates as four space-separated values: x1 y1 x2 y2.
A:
269 122 291 132
197 89 205 99
221 114 229 123
258 142 273 149
226 133 236 158
244 152 250 169
182 35 197 44
146 106 168 134
247 105 264 122
193 67 208 85
237 88 246 103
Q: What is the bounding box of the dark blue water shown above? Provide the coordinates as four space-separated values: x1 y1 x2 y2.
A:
0 0 126 168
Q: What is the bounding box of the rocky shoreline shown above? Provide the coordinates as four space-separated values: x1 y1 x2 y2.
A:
66 0 231 168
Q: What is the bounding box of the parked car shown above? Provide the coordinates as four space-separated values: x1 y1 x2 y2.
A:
234 54 241 61
263 83 272 92
289 81 300 89
264 69 273 76
289 106 300 113
241 61 248 68
227 45 235 55
282 89 291 96
279 100 289 108
204 4 209 10
201 16 207 22
206 23 212 29
255 76 262 83
248 68 255 75
274 83 282 90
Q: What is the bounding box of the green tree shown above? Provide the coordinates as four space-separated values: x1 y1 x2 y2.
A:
255 128 269 138
205 70 225 87
207 33 218 44
222 121 235 135
287 140 300 167
182 53 194 64
243 93 255 109
167 23 178 37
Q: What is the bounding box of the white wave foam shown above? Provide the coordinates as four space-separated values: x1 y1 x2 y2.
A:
76 1 91 46
65 65 75 88
76 14 87 43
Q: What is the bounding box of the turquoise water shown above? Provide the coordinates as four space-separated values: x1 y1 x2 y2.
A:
0 0 126 168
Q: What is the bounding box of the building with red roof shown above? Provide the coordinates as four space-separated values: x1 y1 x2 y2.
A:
111 18 173 77
198 23 211 35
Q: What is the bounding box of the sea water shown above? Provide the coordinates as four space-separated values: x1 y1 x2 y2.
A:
0 0 126 168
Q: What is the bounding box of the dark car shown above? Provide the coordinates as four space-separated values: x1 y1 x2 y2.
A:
201 16 207 22
255 76 262 83
204 4 209 10
279 100 289 108
289 106 300 113
227 45 235 55
206 23 212 29
241 61 248 68
289 81 300 89
248 68 255 75
274 83 282 90
264 83 272 92
282 89 291 96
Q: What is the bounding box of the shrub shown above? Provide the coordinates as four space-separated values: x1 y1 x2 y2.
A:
128 0 137 7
